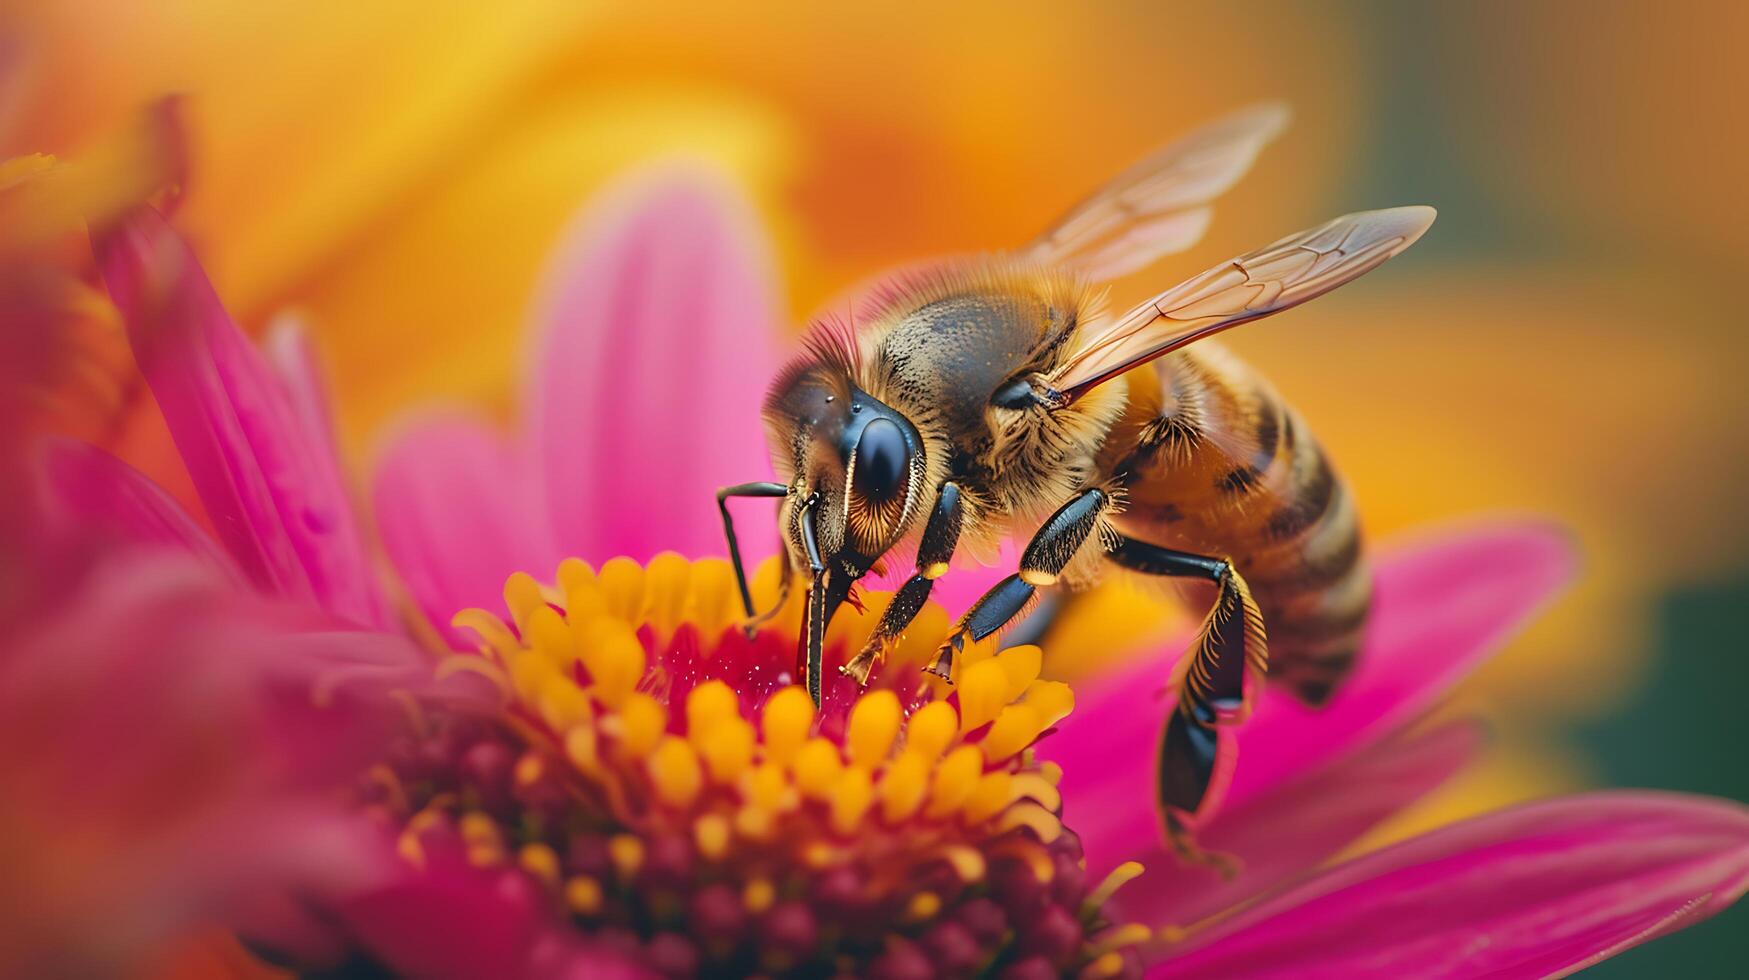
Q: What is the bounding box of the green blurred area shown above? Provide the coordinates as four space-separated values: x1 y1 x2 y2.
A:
1352 2 1749 970
1578 574 1749 974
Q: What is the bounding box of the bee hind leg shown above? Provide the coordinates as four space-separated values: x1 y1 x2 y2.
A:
1108 534 1267 876
845 482 965 685
927 488 1110 679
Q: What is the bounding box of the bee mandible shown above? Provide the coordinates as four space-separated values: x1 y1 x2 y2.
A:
716 104 1434 863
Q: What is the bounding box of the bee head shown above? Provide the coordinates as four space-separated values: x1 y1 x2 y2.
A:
764 362 926 579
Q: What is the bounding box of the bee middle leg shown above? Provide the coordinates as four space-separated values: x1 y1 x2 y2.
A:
1107 534 1267 872
926 488 1110 679
842 481 965 685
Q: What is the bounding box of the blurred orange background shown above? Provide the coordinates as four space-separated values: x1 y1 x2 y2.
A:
5 2 1745 970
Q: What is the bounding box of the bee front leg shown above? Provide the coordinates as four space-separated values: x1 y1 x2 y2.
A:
716 481 791 633
926 488 1109 679
741 561 794 637
1108 534 1267 875
843 482 965 685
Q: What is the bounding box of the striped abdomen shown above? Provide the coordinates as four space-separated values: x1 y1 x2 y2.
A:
1100 342 1368 704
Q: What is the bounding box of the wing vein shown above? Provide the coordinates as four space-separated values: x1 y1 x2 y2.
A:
1048 207 1437 401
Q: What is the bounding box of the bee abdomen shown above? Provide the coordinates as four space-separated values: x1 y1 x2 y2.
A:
1110 349 1370 705
1247 466 1370 705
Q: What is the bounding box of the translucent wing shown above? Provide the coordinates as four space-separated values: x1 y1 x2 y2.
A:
1021 103 1290 280
1048 206 1437 401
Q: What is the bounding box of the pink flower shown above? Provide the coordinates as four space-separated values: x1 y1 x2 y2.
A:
15 157 1748 978
92 205 393 630
0 540 426 976
22 195 643 977
0 124 440 974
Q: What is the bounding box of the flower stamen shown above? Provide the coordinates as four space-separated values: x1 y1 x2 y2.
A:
366 555 1146 976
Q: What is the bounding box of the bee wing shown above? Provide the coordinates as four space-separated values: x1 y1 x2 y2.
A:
1048 207 1436 401
1020 103 1290 280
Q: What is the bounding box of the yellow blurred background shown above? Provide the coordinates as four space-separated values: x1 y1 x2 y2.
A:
5 1 1745 970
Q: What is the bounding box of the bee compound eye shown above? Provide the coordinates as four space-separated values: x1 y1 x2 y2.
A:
851 418 910 505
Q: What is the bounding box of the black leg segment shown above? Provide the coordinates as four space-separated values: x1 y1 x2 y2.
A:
1019 489 1110 586
844 482 964 684
927 488 1109 678
716 481 789 619
1107 537 1226 581
1107 533 1266 873
964 573 1041 639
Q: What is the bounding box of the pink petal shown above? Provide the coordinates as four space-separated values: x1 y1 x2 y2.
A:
342 859 549 980
530 166 782 565
1044 521 1572 870
1226 520 1575 809
536 942 657 980
36 438 240 580
860 542 1015 616
1150 792 1749 979
928 543 1020 616
261 314 345 494
1044 638 1179 849
373 413 560 643
92 208 390 628
1113 721 1479 927
342 843 651 980
0 552 418 974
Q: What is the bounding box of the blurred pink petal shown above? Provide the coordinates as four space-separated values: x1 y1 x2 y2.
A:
1150 792 1749 979
37 437 240 580
1226 520 1575 809
536 943 657 980
92 207 391 629
1116 721 1480 927
855 541 1015 617
343 858 550 980
228 888 355 967
530 166 782 564
261 314 345 490
343 843 651 980
927 570 1008 617
0 552 420 975
1042 633 1177 849
921 542 1018 615
373 413 559 640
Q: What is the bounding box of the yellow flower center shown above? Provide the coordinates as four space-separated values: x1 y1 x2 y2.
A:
370 555 1144 977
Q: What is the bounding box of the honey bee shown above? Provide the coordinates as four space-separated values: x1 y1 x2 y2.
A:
717 104 1434 862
